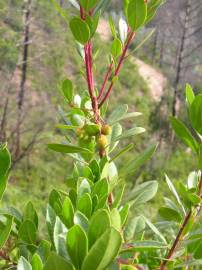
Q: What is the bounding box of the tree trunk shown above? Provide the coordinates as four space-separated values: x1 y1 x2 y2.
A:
15 0 32 158
172 0 190 116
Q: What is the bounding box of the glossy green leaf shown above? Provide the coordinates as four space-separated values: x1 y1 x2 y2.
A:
0 216 13 248
0 145 11 201
92 179 109 200
32 253 43 270
62 79 74 103
189 94 202 135
127 0 147 30
24 201 38 229
82 227 122 270
186 83 195 106
119 203 130 226
159 207 182 223
110 208 121 231
46 204 56 243
77 193 92 219
66 224 88 269
0 144 11 178
88 209 111 247
170 117 198 153
19 220 37 244
61 197 74 228
74 211 89 232
48 144 92 154
111 38 122 58
53 217 68 258
44 252 73 270
69 17 90 44
17 256 32 270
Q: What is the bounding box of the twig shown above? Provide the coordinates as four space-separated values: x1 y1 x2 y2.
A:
98 62 113 100
99 31 135 108
159 171 202 270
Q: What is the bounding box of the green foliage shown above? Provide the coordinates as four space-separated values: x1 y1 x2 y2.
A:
1 1 202 270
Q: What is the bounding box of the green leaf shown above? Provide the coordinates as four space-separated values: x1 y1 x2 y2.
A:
0 145 11 201
51 0 68 21
62 79 74 103
110 144 134 163
185 83 195 106
126 181 158 206
69 17 90 44
24 201 38 229
187 193 201 205
0 144 11 178
170 117 198 153
61 197 74 228
80 0 98 11
32 254 43 270
119 203 130 226
108 104 128 125
88 209 111 247
120 144 158 176
125 216 145 241
145 0 164 24
127 0 147 30
143 216 167 243
53 217 68 259
0 216 13 248
77 193 92 219
199 145 202 169
190 94 202 135
74 211 89 232
112 185 125 208
121 241 167 253
48 144 92 154
46 204 56 243
17 257 32 270
82 227 122 270
66 224 88 269
109 16 117 38
19 220 37 244
115 127 145 141
92 179 109 200
110 208 121 231
111 38 123 58
44 252 74 270
37 240 51 263
159 207 182 223
165 174 186 215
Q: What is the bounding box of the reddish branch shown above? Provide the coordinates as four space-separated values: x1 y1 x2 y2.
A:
159 171 202 270
99 31 135 108
98 62 113 100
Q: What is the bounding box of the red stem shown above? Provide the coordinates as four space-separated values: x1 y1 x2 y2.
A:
98 62 113 100
80 6 99 123
159 171 202 270
98 31 135 108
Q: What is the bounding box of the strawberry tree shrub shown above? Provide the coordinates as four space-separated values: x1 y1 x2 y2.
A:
0 1 202 270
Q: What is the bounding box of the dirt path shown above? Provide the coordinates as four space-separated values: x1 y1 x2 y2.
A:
97 19 167 101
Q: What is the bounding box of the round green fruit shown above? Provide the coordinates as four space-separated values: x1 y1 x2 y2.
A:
101 124 112 135
97 135 108 148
